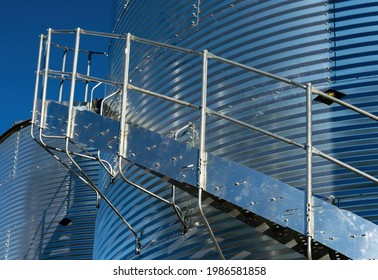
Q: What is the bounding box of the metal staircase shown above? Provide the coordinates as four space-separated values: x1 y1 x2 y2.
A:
31 28 378 259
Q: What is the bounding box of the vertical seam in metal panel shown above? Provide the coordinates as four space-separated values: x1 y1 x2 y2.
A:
11 131 20 178
330 0 337 83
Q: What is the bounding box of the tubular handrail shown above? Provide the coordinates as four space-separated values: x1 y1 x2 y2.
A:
34 28 378 122
52 42 107 55
44 69 122 87
89 82 103 110
131 34 201 56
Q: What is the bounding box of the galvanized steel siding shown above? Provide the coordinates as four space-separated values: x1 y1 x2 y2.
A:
101 0 378 227
105 0 331 184
4 0 373 260
312 0 378 222
0 124 98 259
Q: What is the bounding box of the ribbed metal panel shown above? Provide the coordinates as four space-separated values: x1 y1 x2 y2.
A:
0 124 98 259
101 0 378 227
310 0 378 223
105 0 330 186
87 0 378 259
7 0 374 260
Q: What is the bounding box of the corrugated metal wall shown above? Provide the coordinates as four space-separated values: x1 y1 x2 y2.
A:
105 0 330 188
314 0 378 222
0 123 98 259
93 0 325 259
101 0 378 224
90 0 378 259
3 0 378 260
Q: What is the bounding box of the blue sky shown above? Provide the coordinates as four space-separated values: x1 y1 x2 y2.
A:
0 0 113 136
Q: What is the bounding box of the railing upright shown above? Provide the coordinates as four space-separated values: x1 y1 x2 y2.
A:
119 33 131 158
66 27 81 139
84 52 92 102
58 48 68 102
40 28 52 129
31 34 45 127
306 83 314 260
197 50 225 260
198 50 208 192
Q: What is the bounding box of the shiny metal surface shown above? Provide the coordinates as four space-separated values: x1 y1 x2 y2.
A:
315 0 378 222
3 0 378 260
40 101 307 259
93 167 306 260
0 123 98 259
39 100 378 259
105 0 378 225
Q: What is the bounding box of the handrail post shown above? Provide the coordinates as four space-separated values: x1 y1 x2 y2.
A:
119 33 131 158
198 50 208 192
58 48 68 102
40 28 52 129
31 34 45 126
84 52 93 102
306 82 314 260
198 50 225 260
66 27 81 139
